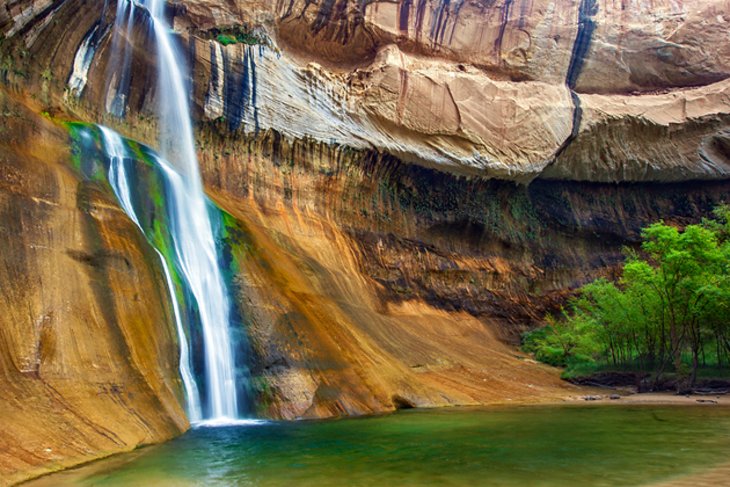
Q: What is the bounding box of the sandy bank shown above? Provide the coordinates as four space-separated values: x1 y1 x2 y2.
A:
563 391 730 406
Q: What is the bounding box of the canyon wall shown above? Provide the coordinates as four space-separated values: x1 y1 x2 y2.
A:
0 93 188 485
1 0 730 482
201 130 728 419
3 0 728 181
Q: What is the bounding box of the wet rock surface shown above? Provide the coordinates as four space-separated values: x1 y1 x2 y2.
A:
0 92 188 485
0 0 729 483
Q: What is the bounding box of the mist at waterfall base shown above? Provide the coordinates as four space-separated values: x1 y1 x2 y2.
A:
69 123 255 425
102 0 245 423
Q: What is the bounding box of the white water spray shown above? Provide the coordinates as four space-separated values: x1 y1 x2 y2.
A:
106 0 136 116
105 0 240 421
67 25 99 98
99 126 203 422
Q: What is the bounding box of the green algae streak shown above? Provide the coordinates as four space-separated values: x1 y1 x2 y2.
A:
30 405 730 486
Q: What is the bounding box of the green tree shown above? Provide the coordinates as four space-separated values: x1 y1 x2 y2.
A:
524 206 730 389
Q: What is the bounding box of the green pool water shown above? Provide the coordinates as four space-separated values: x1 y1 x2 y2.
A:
34 405 730 486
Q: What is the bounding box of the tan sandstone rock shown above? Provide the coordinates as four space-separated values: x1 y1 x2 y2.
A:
3 0 729 181
0 92 188 486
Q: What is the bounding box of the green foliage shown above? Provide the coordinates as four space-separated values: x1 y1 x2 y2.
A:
216 34 238 46
1 56 12 72
215 27 264 46
522 314 601 369
524 205 730 387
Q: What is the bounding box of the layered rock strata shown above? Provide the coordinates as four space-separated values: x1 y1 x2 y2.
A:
0 92 187 486
200 129 730 418
2 0 728 181
0 0 730 482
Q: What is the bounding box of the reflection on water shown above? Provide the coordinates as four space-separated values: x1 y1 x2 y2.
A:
31 405 730 486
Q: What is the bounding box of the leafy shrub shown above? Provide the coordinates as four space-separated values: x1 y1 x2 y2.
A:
524 205 730 387
215 29 265 46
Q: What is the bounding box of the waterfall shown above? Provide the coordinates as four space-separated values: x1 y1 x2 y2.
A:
99 126 203 422
103 0 241 422
67 25 99 98
105 0 136 117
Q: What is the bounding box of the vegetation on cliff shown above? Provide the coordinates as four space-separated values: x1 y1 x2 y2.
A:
524 206 730 390
204 25 267 46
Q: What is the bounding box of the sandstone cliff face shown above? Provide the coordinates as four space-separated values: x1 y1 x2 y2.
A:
3 0 728 181
0 0 729 481
184 0 730 181
269 0 730 93
0 92 187 485
200 131 728 419
546 79 730 180
218 194 576 419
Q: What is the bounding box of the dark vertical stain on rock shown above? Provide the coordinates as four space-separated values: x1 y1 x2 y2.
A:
222 47 232 127
222 45 259 133
313 0 337 34
494 0 514 58
333 0 353 44
223 47 240 131
517 0 530 29
399 0 413 34
240 47 251 130
430 0 451 46
248 46 260 133
554 0 599 161
554 91 584 158
357 0 369 15
208 41 221 108
415 0 428 42
565 0 598 90
280 0 298 20
448 0 466 44
306 0 366 45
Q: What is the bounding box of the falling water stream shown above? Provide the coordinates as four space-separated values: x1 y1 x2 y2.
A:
101 0 241 423
99 126 203 422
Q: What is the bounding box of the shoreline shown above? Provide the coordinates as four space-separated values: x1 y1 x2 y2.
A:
562 391 730 406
